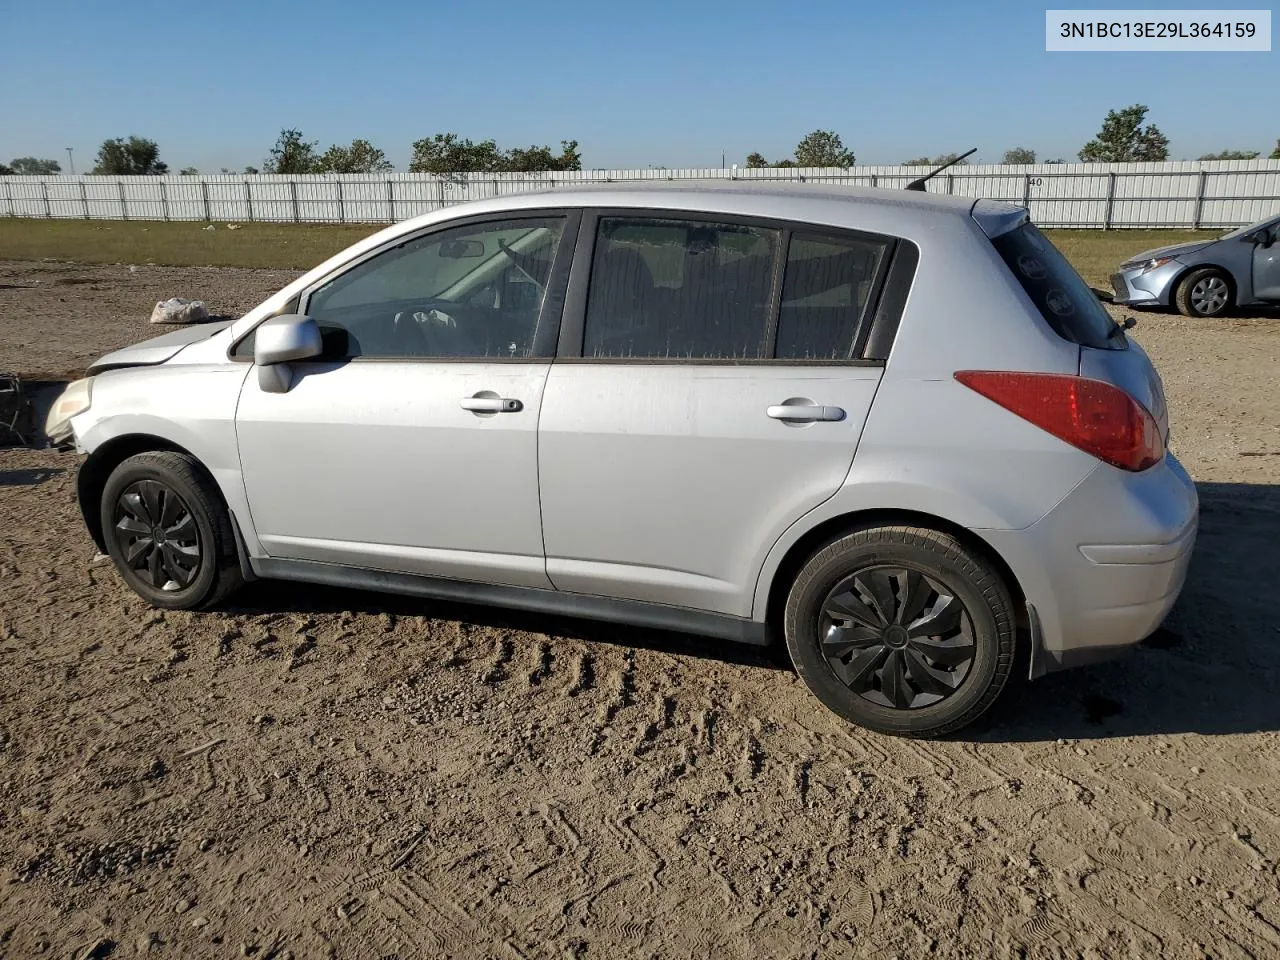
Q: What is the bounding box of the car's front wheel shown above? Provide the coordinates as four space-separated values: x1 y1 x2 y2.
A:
1175 267 1232 318
100 451 243 610
783 525 1016 738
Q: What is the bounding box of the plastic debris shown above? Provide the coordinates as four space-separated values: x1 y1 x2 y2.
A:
149 297 210 325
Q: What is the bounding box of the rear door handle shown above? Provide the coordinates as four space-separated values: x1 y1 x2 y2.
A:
767 404 845 422
461 396 523 413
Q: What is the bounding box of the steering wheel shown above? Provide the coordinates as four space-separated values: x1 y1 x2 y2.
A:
393 300 486 356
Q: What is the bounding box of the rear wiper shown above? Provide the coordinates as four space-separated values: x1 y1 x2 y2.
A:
1109 315 1137 341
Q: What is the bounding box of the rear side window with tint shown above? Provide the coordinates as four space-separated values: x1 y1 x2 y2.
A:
583 217 779 359
777 233 890 360
991 223 1120 350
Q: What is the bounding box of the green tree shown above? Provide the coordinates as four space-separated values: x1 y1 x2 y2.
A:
904 154 969 166
0 162 11 175
773 158 797 168
504 140 582 172
1002 147 1036 164
745 152 768 168
1197 149 1260 160
92 136 168 175
179 167 199 175
243 166 260 175
1079 104 1169 161
793 130 854 167
264 129 319 174
409 134 504 173
1271 139 1280 160
9 157 61 175
315 138 393 174
408 133 582 174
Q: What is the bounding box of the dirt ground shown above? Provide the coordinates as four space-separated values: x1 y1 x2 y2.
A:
1 258 1278 959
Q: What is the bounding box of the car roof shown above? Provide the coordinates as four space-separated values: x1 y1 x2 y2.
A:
393 181 1025 240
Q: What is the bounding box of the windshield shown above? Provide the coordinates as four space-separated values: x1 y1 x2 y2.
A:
1221 213 1280 240
991 223 1122 351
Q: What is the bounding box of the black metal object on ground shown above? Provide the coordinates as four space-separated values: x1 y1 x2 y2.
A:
0 373 32 447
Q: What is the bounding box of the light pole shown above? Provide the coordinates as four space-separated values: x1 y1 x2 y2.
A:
65 148 75 175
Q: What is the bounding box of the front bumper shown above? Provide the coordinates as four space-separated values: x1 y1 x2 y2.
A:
981 452 1199 674
1109 260 1186 307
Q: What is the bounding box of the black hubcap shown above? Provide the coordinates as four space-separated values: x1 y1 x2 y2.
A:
112 481 201 591
819 566 975 710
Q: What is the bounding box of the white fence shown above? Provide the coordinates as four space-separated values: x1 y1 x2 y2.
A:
3 160 1279 229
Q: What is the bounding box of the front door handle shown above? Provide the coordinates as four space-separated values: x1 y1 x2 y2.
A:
461 396 523 413
767 403 846 423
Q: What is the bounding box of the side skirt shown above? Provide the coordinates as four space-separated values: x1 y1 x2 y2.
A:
251 557 772 647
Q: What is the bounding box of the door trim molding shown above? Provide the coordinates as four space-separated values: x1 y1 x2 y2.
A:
250 557 771 646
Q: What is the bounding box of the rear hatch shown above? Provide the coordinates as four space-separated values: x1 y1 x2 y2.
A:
988 222 1169 440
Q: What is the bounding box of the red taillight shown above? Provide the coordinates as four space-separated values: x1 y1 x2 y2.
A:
954 371 1164 472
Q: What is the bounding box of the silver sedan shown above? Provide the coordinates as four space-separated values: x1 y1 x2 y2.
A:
1110 212 1280 317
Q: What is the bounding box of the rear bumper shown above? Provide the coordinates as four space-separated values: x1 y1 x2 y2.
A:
982 452 1198 674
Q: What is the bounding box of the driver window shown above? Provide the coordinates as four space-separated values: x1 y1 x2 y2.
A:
303 217 565 359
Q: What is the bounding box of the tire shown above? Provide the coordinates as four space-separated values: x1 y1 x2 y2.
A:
783 525 1016 738
100 451 244 610
1174 267 1232 318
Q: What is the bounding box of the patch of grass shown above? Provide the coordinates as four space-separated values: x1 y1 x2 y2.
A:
1045 229 1214 288
0 218 382 270
0 218 1219 282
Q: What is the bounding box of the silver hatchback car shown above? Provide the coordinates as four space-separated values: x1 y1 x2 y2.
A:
49 184 1198 737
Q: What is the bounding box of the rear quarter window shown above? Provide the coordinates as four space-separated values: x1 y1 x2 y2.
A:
992 223 1121 350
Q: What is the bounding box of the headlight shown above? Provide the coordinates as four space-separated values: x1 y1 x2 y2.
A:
1124 256 1175 273
44 377 93 444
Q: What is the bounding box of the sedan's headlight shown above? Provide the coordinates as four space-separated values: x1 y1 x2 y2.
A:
1122 256 1176 273
44 377 92 444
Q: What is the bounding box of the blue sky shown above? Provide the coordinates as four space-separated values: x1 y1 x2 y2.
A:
1 0 1274 172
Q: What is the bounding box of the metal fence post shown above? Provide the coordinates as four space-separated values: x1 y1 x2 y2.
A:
337 180 345 223
161 180 170 222
1021 173 1032 209
945 173 954 195
201 180 211 221
1192 169 1208 229
870 173 878 188
290 179 300 222
118 180 129 221
42 181 52 218
437 177 445 210
1103 171 1116 230
245 180 254 221
80 180 90 219
387 179 395 222
3 177 13 217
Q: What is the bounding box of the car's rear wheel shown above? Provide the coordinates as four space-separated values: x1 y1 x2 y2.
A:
783 525 1016 738
100 451 243 610
1175 267 1232 318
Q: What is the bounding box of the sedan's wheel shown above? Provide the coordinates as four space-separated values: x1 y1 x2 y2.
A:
1175 267 1232 318
784 525 1016 738
100 451 243 610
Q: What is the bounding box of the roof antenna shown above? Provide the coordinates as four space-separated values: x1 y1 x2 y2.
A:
905 148 977 192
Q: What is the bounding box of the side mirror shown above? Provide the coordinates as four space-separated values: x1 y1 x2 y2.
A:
254 314 321 393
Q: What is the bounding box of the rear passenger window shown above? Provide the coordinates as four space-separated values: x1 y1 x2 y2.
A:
584 217 779 359
777 234 889 360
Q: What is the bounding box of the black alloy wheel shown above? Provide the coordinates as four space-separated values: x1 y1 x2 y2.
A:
818 566 975 709
111 479 203 591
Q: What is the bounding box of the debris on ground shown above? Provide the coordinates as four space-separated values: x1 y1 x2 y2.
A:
149 297 210 325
